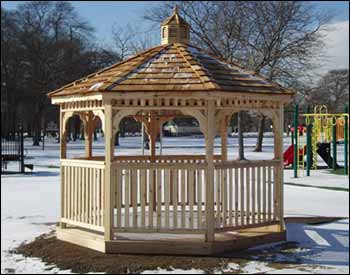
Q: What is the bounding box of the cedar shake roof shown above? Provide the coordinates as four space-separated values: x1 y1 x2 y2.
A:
48 43 293 98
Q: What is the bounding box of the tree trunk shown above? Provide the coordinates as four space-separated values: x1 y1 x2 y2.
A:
80 123 85 140
32 103 41 146
238 111 245 160
32 116 41 146
115 131 120 146
94 130 97 141
254 115 266 152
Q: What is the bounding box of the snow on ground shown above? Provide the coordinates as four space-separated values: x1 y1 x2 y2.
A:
284 185 349 218
287 220 349 267
1 136 349 274
284 169 349 190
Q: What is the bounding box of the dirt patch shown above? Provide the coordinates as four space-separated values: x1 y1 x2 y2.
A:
15 232 238 274
14 231 310 274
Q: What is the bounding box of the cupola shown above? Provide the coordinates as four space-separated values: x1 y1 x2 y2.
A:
160 5 190 45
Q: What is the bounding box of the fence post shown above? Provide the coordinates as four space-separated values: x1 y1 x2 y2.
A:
332 117 337 171
20 125 25 173
293 105 299 178
306 106 312 176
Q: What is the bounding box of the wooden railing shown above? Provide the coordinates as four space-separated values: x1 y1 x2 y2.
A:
213 159 281 232
61 159 105 232
110 158 282 234
111 161 207 233
60 157 282 236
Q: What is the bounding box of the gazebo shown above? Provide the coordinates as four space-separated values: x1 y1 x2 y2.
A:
49 7 293 255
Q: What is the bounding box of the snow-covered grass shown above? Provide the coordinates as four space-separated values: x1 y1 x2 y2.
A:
1 136 349 274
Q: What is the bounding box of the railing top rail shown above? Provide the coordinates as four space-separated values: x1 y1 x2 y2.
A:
215 159 280 169
114 155 222 161
112 161 207 170
61 158 105 168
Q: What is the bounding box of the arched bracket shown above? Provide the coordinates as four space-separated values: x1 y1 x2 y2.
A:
259 109 279 131
215 110 237 136
181 109 207 137
62 111 75 137
112 109 139 136
92 110 105 133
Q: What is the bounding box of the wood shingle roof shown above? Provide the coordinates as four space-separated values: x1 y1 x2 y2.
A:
48 43 293 98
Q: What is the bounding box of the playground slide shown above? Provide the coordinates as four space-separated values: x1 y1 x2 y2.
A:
283 144 307 167
283 145 294 166
316 143 340 169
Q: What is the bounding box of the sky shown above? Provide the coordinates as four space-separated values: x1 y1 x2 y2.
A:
1 1 349 74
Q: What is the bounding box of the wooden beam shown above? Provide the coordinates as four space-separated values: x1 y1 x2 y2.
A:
220 115 230 161
205 100 215 242
83 112 93 158
275 105 285 231
104 102 114 241
59 109 67 229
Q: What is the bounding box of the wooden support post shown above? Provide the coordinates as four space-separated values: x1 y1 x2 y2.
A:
85 112 93 158
149 111 157 162
104 102 114 241
205 100 215 242
60 110 67 159
149 111 157 211
60 109 67 229
274 106 285 231
220 115 229 161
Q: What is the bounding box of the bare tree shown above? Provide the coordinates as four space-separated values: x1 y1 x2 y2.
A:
112 23 157 58
145 1 332 151
306 69 349 112
1 2 120 145
112 23 135 59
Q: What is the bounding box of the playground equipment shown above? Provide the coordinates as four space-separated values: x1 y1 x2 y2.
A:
284 105 349 178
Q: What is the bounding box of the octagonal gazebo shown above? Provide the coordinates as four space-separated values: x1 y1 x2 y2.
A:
49 7 293 255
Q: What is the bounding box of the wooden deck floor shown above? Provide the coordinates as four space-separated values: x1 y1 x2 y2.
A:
56 224 286 256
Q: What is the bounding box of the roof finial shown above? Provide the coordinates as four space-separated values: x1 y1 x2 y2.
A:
173 4 179 14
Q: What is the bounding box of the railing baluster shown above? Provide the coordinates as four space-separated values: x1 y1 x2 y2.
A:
240 167 245 226
257 166 261 223
234 168 239 227
229 168 233 226
132 169 138 228
140 169 146 228
148 169 154 228
197 169 202 229
181 169 186 228
165 169 170 229
246 167 250 225
173 169 178 229
268 165 272 222
189 169 194 229
116 168 122 228
251 167 256 224
125 169 130 228
263 166 267 222
156 169 162 229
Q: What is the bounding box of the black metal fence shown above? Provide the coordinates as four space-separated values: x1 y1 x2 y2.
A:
1 127 24 173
